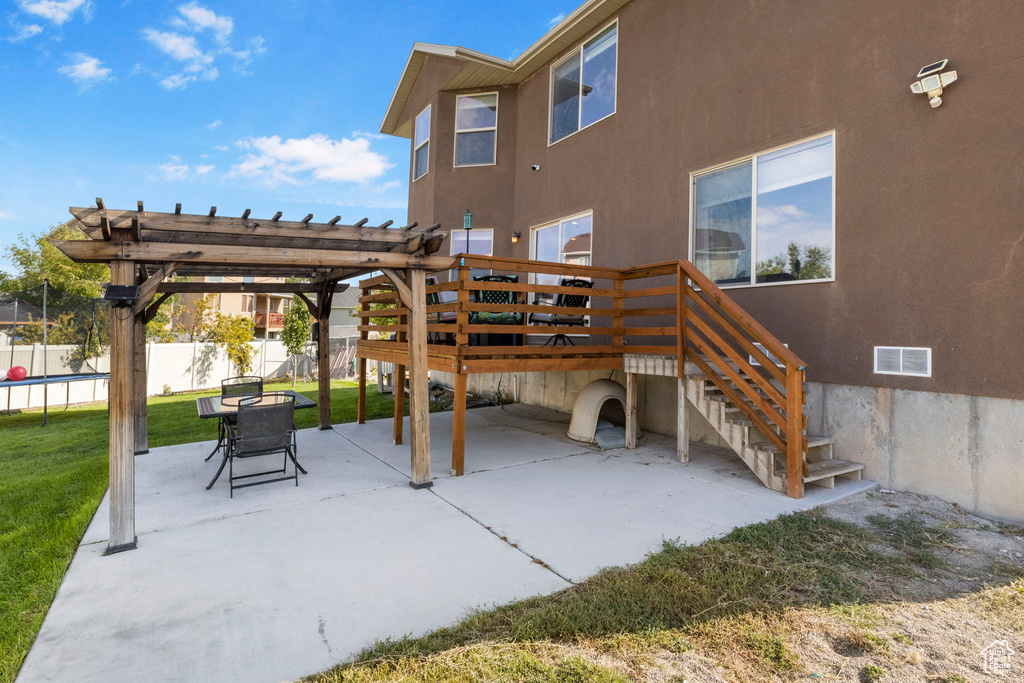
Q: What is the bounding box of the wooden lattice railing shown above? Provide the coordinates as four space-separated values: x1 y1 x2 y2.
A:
356 255 808 497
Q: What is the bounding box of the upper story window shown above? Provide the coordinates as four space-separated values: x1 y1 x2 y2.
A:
549 22 618 144
691 133 835 288
455 93 498 167
413 105 430 180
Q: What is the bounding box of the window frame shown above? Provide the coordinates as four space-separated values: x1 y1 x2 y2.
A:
412 104 431 182
448 228 495 280
547 19 619 147
453 91 499 168
529 210 595 279
688 131 837 290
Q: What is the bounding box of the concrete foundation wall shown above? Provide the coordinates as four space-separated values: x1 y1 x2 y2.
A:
434 369 1024 524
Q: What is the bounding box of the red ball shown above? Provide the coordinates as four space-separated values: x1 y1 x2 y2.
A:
7 366 27 381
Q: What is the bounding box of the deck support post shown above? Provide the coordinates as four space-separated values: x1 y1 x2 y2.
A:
452 372 467 476
785 367 805 499
625 371 638 449
676 378 689 463
357 297 368 424
316 283 336 430
107 258 137 553
406 268 432 489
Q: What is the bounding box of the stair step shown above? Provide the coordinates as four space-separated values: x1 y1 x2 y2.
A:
762 435 834 453
803 459 864 483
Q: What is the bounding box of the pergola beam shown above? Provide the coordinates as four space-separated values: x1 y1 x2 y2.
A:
53 239 455 270
156 282 350 294
71 207 432 246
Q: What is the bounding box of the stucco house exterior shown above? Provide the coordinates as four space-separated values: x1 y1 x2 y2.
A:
378 0 1024 521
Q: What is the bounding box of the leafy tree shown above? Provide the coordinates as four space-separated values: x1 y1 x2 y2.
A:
1 224 110 353
177 293 217 341
208 313 257 376
755 242 832 281
281 296 312 386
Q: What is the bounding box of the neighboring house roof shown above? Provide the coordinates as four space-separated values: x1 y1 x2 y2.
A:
381 0 630 138
0 299 56 326
563 233 592 254
331 287 361 310
695 229 747 253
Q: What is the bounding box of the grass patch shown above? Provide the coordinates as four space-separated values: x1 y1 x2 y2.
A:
313 511 946 681
866 512 955 569
0 380 399 683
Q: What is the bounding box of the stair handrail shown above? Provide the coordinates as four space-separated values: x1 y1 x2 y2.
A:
675 259 808 499
676 260 807 371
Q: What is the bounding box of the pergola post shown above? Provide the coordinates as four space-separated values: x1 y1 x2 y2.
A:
393 305 406 445
316 283 335 430
357 298 368 424
133 312 148 454
107 258 137 553
406 268 432 489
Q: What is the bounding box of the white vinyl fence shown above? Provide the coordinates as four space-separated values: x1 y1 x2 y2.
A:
3 337 360 412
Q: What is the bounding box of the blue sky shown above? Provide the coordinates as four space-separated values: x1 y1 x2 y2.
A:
0 0 575 274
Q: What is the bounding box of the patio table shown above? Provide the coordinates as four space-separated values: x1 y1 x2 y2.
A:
197 390 317 490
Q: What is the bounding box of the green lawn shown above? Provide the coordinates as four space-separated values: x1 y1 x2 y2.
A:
0 379 398 683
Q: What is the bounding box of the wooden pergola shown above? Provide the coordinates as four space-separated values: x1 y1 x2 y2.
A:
54 200 453 554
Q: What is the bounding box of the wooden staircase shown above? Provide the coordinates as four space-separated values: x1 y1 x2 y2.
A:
619 259 868 499
685 365 863 493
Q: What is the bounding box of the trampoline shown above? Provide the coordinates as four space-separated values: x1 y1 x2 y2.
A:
3 279 109 426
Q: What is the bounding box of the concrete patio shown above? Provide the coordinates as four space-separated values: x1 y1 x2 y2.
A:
17 404 875 683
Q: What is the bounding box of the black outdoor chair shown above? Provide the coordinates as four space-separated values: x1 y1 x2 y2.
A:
470 275 523 346
528 278 593 345
226 393 301 497
206 376 266 462
425 276 458 345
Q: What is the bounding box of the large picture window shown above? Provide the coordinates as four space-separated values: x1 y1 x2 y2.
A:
692 133 835 287
455 93 497 167
549 23 617 144
413 105 430 180
531 213 593 299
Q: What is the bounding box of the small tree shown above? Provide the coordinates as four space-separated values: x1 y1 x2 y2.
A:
209 314 257 376
281 296 312 386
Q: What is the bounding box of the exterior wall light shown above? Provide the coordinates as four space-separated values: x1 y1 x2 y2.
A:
910 59 957 108
511 231 521 244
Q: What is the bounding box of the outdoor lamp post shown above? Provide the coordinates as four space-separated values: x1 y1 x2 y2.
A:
463 209 472 254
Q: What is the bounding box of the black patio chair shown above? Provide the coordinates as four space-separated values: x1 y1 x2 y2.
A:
226 393 301 497
528 278 593 345
469 275 523 346
206 376 266 462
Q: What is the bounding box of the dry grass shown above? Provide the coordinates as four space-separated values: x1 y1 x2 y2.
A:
310 502 1024 683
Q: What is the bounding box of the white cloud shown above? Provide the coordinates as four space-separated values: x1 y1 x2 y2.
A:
756 204 812 228
18 0 90 26
174 3 232 43
214 144 229 151
0 211 16 220
159 162 190 180
141 7 263 90
549 12 566 26
351 129 386 141
195 164 214 175
59 52 112 90
7 20 43 42
206 119 222 130
231 134 393 186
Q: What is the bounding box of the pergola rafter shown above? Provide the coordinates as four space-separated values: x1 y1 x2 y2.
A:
52 200 452 555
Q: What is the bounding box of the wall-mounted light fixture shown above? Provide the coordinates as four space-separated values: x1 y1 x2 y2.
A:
511 231 521 244
910 59 957 108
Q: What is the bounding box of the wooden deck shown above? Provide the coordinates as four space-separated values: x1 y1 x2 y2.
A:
356 255 810 497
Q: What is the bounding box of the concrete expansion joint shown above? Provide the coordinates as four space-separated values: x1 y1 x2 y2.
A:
426 488 574 585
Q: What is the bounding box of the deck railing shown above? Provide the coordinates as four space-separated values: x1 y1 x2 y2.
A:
357 255 808 497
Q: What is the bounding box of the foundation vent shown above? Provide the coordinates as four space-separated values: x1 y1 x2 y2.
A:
874 346 931 377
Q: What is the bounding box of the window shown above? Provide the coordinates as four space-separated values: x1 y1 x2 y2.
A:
531 213 593 297
874 347 932 377
691 133 835 288
413 105 430 180
455 93 497 166
549 22 617 144
449 229 494 279
242 276 255 283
